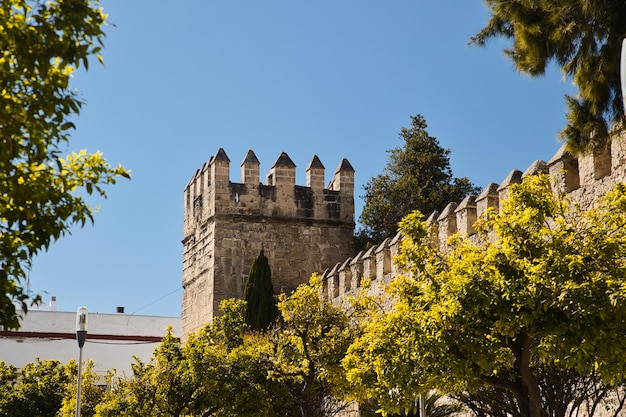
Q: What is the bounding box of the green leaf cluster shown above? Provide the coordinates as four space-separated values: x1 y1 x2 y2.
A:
0 0 130 330
95 308 292 417
472 0 626 152
0 358 70 417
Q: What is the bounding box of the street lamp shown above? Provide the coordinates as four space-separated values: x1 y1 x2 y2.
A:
621 39 626 113
619 39 626 111
75 306 88 417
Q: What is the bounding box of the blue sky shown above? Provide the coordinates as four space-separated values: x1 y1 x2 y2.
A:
28 1 575 318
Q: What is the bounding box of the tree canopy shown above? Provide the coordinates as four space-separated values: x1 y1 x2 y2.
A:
0 0 129 329
344 174 626 417
358 114 478 245
0 358 70 417
268 274 357 417
95 304 295 417
472 0 626 153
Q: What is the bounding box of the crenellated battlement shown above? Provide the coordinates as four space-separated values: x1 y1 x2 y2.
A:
182 148 356 336
183 149 355 238
322 132 626 303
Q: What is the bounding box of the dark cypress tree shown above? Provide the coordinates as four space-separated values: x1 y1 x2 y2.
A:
243 250 279 330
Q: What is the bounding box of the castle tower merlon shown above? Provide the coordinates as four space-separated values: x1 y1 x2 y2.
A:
183 169 201 234
611 133 626 177
191 168 201 197
241 150 260 185
455 195 478 236
437 203 458 249
362 245 377 280
389 232 403 277
476 183 500 219
328 158 355 192
266 152 297 216
522 160 549 178
306 155 326 218
497 169 523 208
184 171 196 211
321 268 331 301
201 161 210 187
211 148 231 183
338 257 353 295
267 152 296 186
328 263 341 298
578 144 612 186
548 145 580 193
425 211 441 249
211 148 231 215
375 238 392 280
593 145 612 180
306 155 325 190
327 158 355 223
349 251 365 291
199 162 211 219
206 155 215 192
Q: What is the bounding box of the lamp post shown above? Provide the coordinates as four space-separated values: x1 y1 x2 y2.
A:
75 307 88 417
621 39 626 113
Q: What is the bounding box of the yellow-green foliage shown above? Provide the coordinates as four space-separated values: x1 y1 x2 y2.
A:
345 174 626 417
0 358 71 417
268 274 358 417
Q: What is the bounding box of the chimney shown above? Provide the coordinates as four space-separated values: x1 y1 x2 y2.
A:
50 296 57 311
116 306 125 314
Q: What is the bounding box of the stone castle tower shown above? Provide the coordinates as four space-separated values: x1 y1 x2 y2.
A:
182 148 356 335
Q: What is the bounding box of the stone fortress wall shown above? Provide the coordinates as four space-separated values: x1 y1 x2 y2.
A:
182 148 357 336
321 133 626 304
181 134 626 336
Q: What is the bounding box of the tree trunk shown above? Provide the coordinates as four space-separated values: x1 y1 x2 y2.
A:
510 332 544 417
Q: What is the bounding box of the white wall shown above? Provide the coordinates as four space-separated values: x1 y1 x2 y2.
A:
0 310 180 376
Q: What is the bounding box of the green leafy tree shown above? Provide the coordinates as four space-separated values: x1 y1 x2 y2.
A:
268 274 356 417
0 358 70 417
344 174 626 417
0 0 130 330
95 358 161 417
96 328 196 417
243 249 279 331
185 301 297 417
97 302 295 417
358 114 478 245
472 0 626 152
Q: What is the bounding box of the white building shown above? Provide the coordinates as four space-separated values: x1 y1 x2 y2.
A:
0 301 180 377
